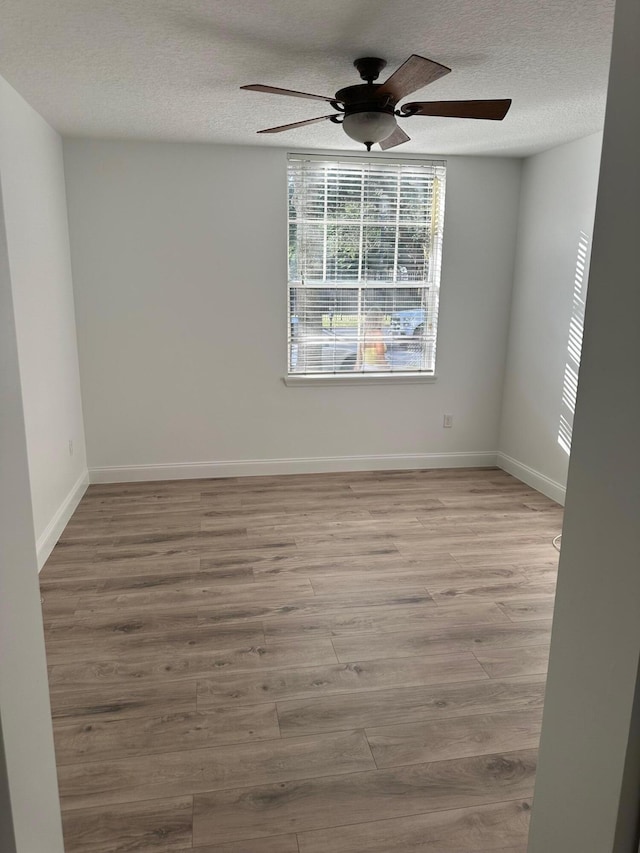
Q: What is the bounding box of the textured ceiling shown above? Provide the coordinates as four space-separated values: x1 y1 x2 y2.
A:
0 0 615 156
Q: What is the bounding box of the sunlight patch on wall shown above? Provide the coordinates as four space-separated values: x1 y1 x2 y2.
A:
558 231 590 455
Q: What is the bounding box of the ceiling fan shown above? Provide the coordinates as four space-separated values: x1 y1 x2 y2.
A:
241 54 511 151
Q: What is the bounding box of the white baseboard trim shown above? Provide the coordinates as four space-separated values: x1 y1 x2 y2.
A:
89 452 498 484
496 452 566 505
36 470 89 571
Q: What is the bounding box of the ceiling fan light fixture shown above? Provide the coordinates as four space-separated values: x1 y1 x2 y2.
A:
342 110 397 149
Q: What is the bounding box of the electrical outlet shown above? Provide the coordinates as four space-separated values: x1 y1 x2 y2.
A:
443 414 453 428
68 439 74 456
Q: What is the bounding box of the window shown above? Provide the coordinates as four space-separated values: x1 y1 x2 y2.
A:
287 154 446 378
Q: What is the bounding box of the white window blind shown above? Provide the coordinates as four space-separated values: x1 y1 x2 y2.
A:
287 154 446 376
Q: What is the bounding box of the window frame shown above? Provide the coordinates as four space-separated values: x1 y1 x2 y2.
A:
285 152 446 383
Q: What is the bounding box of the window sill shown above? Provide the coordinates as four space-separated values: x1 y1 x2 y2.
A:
283 373 438 387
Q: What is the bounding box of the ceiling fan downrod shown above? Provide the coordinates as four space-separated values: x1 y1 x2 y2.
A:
353 57 387 84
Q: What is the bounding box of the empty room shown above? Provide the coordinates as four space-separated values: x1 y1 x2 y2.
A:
2 1 640 852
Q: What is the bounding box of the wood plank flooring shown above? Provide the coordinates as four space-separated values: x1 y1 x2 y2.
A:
40 467 561 852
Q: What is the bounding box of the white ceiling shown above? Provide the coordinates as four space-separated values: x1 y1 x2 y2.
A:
0 0 615 156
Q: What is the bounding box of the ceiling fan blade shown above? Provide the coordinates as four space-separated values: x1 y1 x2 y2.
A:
376 54 451 101
241 84 339 103
257 115 335 134
379 125 411 150
401 99 512 120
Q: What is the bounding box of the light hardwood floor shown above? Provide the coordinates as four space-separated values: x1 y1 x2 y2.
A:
40 467 562 852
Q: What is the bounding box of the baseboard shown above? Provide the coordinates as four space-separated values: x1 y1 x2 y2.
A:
89 451 498 484
36 470 89 570
496 452 566 505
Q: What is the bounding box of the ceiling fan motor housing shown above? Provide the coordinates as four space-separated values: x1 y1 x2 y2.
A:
333 82 398 149
334 59 396 150
333 84 395 115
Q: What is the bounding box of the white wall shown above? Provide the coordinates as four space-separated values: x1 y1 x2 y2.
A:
0 75 87 563
0 157 64 852
63 140 521 479
528 0 640 848
498 133 603 503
